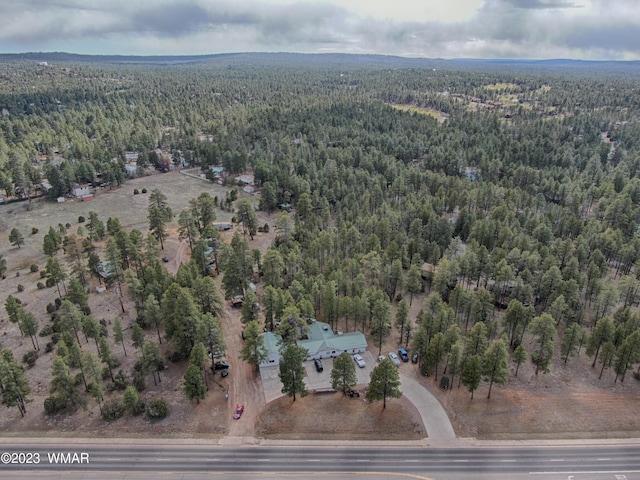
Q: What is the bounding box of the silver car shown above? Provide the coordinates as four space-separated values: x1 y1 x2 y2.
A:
388 352 401 367
353 354 366 368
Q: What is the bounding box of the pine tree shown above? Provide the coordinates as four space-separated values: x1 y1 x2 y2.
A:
330 352 357 394
98 336 118 382
184 364 207 404
483 338 509 399
20 309 40 351
0 349 31 417
148 189 173 250
240 320 266 369
587 316 614 368
513 344 527 377
561 323 583 363
113 318 126 357
461 354 482 399
366 358 402 409
278 344 308 401
9 228 24 248
529 313 556 375
241 288 260 324
394 298 409 344
424 332 447 380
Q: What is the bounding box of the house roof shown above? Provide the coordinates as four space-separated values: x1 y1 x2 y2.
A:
260 321 367 358
261 332 281 356
299 321 367 355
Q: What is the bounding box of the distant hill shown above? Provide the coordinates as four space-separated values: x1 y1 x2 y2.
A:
1 52 639 75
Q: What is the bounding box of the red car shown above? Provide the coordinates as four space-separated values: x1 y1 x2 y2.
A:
233 404 244 420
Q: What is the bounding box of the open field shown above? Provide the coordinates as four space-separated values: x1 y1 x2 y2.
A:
388 104 449 124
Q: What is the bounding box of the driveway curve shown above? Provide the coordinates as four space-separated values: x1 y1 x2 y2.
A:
399 373 456 439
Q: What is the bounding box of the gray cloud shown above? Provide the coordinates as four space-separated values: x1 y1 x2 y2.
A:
500 0 581 9
0 0 638 59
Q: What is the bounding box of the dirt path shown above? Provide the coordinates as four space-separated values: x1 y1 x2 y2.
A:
218 298 266 437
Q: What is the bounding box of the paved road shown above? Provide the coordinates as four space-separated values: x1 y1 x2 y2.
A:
1 439 639 480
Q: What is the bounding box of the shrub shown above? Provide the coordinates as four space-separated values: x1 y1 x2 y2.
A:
45 278 55 288
132 399 146 416
78 215 85 223
51 333 60 344
101 398 126 421
101 367 111 381
54 298 62 308
39 324 54 337
31 227 39 235
146 398 167 419
22 351 37 367
113 370 128 390
44 395 66 415
132 370 146 392
30 264 39 273
133 189 139 195
65 223 71 229
17 284 24 292
45 342 54 353
40 270 47 279
46 303 55 314
37 282 45 290
263 223 270 233
141 188 147 193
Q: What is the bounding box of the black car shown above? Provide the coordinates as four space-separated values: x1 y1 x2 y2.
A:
313 359 323 372
211 361 230 372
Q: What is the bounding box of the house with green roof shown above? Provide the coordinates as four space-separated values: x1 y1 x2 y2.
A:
258 320 367 367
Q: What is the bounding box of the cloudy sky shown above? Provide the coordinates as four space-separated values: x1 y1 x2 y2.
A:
1 0 638 59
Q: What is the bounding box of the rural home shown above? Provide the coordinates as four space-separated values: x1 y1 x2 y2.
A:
235 174 255 186
258 320 367 367
71 185 91 198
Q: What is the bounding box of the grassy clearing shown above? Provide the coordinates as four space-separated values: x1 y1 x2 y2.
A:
484 83 519 91
389 104 449 123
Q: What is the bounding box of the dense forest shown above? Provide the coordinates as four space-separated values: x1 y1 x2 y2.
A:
2 53 640 418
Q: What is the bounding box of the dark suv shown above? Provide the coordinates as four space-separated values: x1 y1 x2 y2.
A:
313 359 323 372
211 361 230 372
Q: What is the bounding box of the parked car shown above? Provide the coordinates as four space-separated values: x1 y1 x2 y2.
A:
353 354 366 368
346 390 360 398
398 347 409 362
412 352 419 364
220 368 229 378
211 361 230 371
388 352 401 367
314 358 323 372
161 256 169 263
377 355 386 363
233 404 244 419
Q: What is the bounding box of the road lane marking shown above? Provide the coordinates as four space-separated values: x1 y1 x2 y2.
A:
530 471 640 475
